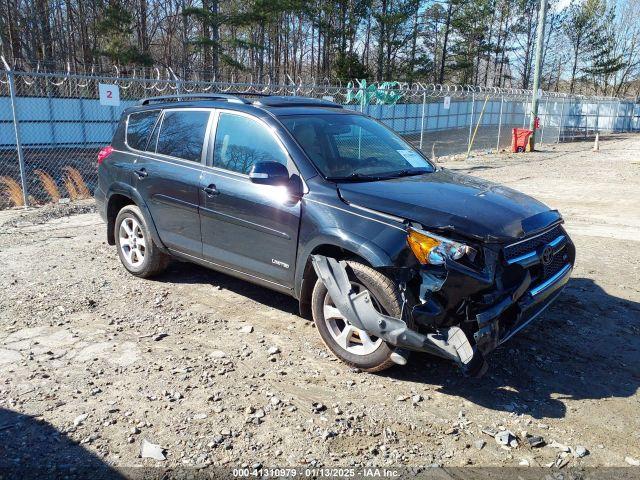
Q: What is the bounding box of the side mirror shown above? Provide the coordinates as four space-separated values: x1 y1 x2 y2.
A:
249 161 290 186
288 174 304 200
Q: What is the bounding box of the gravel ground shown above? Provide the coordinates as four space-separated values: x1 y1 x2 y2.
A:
0 134 639 474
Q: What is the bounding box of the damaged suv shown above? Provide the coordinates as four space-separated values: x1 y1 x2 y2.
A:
96 94 575 377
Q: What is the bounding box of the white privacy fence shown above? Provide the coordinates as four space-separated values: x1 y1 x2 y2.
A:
1 67 639 209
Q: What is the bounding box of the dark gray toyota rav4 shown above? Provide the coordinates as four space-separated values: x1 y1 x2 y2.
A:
96 94 575 376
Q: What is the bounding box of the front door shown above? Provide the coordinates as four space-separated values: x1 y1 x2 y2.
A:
199 111 301 288
134 108 213 257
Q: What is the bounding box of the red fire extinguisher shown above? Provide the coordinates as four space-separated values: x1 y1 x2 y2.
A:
534 116 541 130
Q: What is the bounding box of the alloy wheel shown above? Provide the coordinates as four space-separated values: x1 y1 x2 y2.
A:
118 217 146 267
323 282 383 356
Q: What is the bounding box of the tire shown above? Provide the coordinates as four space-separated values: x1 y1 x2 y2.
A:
114 205 169 278
311 260 408 372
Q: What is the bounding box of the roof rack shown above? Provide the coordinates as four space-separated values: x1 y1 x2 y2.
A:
253 96 343 109
139 93 250 105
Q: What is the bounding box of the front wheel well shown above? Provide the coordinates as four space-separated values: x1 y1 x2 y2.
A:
106 194 135 245
298 245 371 319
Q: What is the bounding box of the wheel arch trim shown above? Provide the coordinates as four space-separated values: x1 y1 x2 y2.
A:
295 229 395 316
106 183 168 252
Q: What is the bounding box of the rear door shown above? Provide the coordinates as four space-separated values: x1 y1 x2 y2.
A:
132 108 213 257
199 110 302 288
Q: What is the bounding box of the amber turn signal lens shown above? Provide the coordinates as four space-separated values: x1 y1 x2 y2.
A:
407 228 441 264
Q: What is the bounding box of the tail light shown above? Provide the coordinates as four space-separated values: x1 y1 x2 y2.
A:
97 145 114 165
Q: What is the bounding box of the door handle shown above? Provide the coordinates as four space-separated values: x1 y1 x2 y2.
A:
202 184 219 197
134 168 148 178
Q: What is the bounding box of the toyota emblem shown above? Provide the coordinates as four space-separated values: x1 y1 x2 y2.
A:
541 245 554 266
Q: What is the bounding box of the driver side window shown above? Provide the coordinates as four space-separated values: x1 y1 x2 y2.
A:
213 113 289 174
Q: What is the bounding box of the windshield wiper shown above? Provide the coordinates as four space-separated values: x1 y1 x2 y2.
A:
326 172 384 182
328 168 431 182
376 168 431 179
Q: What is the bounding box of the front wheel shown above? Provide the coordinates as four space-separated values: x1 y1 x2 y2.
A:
114 205 169 278
311 260 407 372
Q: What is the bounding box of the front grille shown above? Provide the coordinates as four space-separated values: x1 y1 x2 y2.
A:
543 250 569 278
503 224 563 262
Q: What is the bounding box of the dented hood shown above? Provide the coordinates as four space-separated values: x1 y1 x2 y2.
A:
337 169 561 241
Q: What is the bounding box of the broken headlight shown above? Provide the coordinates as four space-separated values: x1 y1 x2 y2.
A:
407 227 470 265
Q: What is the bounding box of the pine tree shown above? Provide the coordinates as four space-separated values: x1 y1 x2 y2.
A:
449 0 493 84
564 0 605 93
96 1 151 65
582 4 627 94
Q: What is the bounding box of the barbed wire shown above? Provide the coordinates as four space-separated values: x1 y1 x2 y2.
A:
0 59 625 102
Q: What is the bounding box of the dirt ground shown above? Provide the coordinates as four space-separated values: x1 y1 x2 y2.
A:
0 134 639 474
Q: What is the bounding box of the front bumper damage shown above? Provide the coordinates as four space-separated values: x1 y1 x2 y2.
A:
312 256 488 377
311 228 574 377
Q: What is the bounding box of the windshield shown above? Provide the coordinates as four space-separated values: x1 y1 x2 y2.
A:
280 114 434 181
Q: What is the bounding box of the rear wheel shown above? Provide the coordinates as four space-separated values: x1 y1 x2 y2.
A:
114 205 169 278
311 260 407 372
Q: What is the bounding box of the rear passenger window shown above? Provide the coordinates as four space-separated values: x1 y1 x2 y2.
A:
156 110 211 162
214 113 288 174
126 110 159 151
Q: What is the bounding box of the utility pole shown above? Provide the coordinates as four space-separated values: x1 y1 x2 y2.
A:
528 0 548 151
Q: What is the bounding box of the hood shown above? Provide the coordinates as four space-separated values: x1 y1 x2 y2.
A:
337 169 561 242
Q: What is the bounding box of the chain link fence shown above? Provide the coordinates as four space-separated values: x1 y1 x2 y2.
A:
1 67 639 209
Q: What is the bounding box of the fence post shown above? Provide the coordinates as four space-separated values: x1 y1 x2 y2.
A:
625 102 631 132
78 85 88 145
358 87 364 158
419 91 426 150
496 95 504 153
169 67 182 97
45 79 57 144
467 92 475 155
2 56 28 207
557 97 565 143
584 100 588 138
539 96 547 145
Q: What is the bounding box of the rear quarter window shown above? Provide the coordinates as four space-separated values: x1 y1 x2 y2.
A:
126 110 160 151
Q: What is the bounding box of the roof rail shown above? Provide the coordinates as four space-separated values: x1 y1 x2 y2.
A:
253 96 343 109
139 93 250 105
